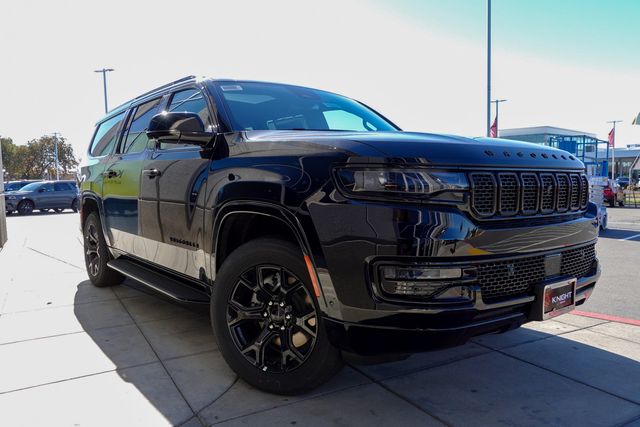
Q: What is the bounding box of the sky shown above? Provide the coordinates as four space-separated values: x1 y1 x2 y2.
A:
1 0 639 160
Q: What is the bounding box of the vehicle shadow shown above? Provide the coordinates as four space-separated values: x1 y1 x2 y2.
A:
598 228 640 239
74 282 640 426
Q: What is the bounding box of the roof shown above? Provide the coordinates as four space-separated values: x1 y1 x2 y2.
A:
500 126 597 139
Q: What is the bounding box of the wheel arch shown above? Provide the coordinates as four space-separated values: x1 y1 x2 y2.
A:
212 201 327 309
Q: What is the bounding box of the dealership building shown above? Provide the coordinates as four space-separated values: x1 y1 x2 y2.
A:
500 126 640 179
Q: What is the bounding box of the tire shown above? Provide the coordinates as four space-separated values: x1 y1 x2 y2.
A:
71 198 79 213
211 238 343 395
83 212 125 287
17 200 34 215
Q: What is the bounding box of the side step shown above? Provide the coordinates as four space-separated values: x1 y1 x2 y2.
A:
108 258 210 304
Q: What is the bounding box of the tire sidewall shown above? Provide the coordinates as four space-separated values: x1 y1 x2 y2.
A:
211 238 341 395
83 212 121 287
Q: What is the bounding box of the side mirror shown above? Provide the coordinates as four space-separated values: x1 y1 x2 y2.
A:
146 112 214 145
38 188 46 193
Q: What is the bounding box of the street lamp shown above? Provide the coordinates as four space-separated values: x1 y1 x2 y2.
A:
94 68 114 113
51 132 61 181
486 0 492 137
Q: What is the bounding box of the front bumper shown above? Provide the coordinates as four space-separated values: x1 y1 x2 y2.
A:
326 263 599 355
5 200 16 211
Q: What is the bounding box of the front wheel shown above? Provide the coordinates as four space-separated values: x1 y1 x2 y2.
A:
17 200 34 215
83 212 125 287
211 238 342 395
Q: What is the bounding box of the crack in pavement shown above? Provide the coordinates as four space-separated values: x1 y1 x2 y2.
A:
26 247 83 270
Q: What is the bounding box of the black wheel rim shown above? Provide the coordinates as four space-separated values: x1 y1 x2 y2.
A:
19 201 33 214
85 223 101 277
226 265 318 373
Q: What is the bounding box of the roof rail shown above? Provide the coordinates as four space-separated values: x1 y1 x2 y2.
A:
107 75 197 114
130 75 197 103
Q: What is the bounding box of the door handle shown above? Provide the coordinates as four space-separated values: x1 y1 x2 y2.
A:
102 170 117 179
142 168 162 178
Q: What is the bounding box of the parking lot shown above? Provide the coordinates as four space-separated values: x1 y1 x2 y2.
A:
0 210 639 427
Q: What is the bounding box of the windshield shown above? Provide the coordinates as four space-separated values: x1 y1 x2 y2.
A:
19 182 43 192
212 81 398 132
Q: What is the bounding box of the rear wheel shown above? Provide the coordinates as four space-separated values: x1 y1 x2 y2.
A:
17 200 34 215
211 238 342 395
83 212 124 287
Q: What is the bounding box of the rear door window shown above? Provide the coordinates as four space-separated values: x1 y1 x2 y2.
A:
53 182 70 191
90 112 126 157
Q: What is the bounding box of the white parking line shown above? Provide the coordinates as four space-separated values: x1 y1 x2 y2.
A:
618 233 640 241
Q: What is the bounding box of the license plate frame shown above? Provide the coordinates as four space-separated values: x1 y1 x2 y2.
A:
538 278 577 320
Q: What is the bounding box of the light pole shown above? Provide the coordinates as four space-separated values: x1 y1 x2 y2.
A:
607 120 622 179
51 132 61 180
486 0 492 137
492 99 507 137
94 68 114 113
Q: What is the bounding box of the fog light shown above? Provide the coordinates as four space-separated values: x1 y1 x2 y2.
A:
382 266 462 280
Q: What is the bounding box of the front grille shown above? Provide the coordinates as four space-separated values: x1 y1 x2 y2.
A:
470 171 589 220
477 244 596 302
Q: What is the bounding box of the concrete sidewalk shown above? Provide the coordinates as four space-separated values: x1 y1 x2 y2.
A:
0 213 639 427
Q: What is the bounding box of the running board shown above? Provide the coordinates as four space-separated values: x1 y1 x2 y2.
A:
107 258 210 304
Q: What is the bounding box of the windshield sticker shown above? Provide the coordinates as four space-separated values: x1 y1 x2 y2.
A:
221 85 243 91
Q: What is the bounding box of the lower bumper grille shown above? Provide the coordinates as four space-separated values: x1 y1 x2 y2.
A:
478 244 596 303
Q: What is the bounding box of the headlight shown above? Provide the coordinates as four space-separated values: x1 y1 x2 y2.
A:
335 167 468 199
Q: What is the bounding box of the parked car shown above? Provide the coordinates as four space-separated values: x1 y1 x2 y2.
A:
603 181 624 207
4 180 41 192
615 177 630 188
80 77 600 395
5 180 79 215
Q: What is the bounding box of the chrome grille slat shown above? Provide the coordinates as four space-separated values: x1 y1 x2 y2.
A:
469 171 588 220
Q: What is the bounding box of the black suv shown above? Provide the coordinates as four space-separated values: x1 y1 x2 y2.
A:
80 76 599 394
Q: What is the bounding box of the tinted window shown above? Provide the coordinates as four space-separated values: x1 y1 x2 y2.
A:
40 183 53 192
212 81 397 132
90 112 126 157
19 182 44 192
121 98 164 154
168 89 211 130
53 182 72 191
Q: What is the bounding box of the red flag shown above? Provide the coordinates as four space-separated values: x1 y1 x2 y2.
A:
489 117 498 138
608 127 615 147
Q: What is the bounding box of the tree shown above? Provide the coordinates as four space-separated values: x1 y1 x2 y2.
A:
1 137 18 178
1 135 78 179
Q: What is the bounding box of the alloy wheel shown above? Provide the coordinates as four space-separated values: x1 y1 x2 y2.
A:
226 265 318 373
85 223 101 277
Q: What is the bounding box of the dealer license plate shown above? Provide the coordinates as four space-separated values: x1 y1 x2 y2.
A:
539 278 577 320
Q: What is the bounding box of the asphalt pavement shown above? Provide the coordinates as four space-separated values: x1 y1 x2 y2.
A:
0 210 638 426
585 207 640 320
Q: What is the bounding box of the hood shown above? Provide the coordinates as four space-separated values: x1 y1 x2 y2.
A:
242 130 585 170
4 190 30 196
